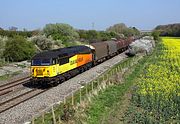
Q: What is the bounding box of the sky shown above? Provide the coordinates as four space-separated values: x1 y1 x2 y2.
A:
0 0 180 31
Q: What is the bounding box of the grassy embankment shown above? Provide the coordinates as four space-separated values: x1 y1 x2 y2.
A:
84 50 155 124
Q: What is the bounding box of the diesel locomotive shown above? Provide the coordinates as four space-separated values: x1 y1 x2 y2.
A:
30 38 134 85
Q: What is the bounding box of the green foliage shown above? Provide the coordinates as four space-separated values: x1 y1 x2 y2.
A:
0 30 40 38
77 30 119 43
155 23 180 37
151 30 160 40
43 23 79 42
86 57 144 124
3 36 36 62
0 36 7 58
106 23 140 37
30 35 54 50
107 23 127 33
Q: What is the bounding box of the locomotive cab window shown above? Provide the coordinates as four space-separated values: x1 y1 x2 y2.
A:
32 59 51 66
59 58 69 65
41 59 51 65
31 59 41 66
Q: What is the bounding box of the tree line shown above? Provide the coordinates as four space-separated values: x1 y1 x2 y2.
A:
154 23 180 37
0 23 140 62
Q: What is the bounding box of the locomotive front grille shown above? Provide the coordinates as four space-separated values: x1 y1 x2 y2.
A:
36 69 43 76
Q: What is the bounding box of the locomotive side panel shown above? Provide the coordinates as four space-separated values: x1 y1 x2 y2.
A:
77 54 93 67
58 55 78 74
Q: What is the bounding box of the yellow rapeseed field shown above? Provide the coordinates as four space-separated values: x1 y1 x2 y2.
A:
138 37 180 97
134 37 180 121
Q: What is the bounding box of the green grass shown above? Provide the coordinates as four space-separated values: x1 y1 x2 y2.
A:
86 54 150 124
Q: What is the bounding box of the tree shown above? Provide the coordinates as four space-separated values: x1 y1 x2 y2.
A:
3 36 35 62
106 23 140 37
155 23 180 37
43 23 79 42
30 35 54 50
86 30 100 41
106 23 127 35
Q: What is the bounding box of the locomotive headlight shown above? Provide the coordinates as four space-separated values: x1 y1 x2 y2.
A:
47 70 50 76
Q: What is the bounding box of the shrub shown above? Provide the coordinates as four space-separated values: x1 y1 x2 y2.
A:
43 23 79 42
0 36 8 58
30 35 54 50
151 31 160 41
3 36 36 62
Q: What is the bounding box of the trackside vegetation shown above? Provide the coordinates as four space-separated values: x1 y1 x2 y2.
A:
3 36 36 62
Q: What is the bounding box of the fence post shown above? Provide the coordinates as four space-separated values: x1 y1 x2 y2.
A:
71 92 74 105
91 81 94 91
52 106 56 124
64 96 66 104
111 71 113 76
58 116 62 124
117 66 119 72
42 112 45 124
86 83 88 95
32 116 35 124
80 88 82 104
103 75 105 81
97 79 100 91
116 68 118 73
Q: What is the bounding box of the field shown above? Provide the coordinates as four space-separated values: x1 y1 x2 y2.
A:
124 37 180 123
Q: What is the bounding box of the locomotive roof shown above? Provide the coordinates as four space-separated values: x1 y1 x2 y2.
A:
32 45 91 60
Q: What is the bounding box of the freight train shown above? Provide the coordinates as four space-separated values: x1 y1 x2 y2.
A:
30 37 134 85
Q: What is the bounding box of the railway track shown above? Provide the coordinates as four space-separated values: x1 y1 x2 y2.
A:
0 76 31 96
0 88 48 113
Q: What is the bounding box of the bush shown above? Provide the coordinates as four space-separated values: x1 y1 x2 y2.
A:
30 35 54 50
3 36 36 62
43 23 79 42
0 30 40 38
151 31 160 41
0 36 8 58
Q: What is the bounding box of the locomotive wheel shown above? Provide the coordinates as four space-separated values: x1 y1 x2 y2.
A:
65 73 71 80
79 67 84 73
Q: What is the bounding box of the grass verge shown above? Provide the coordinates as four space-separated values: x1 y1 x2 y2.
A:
85 53 151 124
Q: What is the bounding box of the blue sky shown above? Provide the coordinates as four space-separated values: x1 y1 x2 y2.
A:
0 0 179 30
